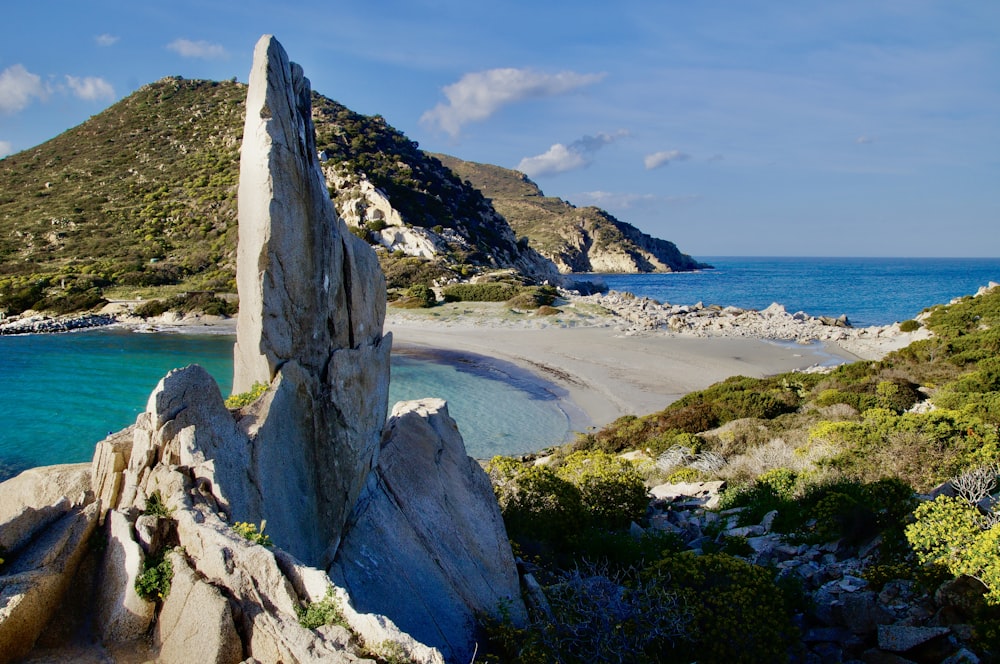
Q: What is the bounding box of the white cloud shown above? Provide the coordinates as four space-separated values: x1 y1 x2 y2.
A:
167 38 229 60
0 64 46 114
856 135 876 144
0 140 12 158
65 75 115 101
517 144 588 177
644 150 691 170
421 67 605 137
517 130 627 177
95 33 119 47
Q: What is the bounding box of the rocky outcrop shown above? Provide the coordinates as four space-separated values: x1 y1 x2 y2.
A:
0 312 117 335
432 153 709 274
0 500 99 663
154 549 243 664
633 480 987 662
232 34 391 565
332 399 526 663
581 290 931 357
0 34 525 664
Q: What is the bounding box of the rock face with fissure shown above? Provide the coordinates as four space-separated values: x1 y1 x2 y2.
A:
332 399 527 664
230 34 391 566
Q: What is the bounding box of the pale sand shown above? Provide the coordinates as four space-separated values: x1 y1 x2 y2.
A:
106 302 866 432
387 317 857 432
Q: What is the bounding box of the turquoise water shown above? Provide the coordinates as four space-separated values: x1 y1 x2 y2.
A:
0 329 570 481
4 256 999 481
595 257 1000 328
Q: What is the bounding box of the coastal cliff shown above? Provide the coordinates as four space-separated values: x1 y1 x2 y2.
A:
0 35 524 664
432 154 711 274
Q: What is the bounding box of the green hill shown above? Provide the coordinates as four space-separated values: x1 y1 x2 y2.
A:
0 76 701 315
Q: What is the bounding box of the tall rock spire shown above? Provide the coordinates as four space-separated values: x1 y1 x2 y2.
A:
231 35 392 565
234 34 386 391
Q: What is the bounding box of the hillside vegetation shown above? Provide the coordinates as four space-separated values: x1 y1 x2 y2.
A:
0 77 539 314
433 153 710 274
0 78 244 314
481 286 1000 662
1 76 702 316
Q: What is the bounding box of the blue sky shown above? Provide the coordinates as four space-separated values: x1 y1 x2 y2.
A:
1 1 998 257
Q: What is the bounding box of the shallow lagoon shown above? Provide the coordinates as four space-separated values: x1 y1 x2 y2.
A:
0 329 572 481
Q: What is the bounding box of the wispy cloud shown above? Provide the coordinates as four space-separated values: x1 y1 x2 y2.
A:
65 75 115 101
644 150 691 170
421 67 605 137
577 190 658 209
0 64 46 114
0 140 12 158
576 190 701 210
856 135 876 144
95 33 119 47
167 38 229 60
517 130 628 177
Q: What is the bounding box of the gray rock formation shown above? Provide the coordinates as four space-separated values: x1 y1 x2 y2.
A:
0 501 99 663
332 399 527 663
95 510 155 642
154 550 243 664
0 34 525 664
233 34 388 393
229 34 392 565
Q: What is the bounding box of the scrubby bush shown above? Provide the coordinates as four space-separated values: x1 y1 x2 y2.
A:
720 473 914 544
899 319 921 332
406 283 436 307
297 587 348 629
644 552 801 663
505 285 558 310
225 382 268 409
906 494 1000 605
555 451 648 529
136 549 174 601
232 521 273 547
134 292 235 318
442 282 520 302
488 462 586 551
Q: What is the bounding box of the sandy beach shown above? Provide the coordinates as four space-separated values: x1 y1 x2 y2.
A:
385 301 864 432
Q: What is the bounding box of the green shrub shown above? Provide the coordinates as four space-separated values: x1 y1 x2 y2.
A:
403 283 436 308
491 464 586 550
225 382 268 409
906 494 1000 605
899 319 921 332
134 299 170 318
297 587 348 629
505 285 558 310
555 451 649 530
644 552 800 663
441 282 520 302
136 549 174 601
134 292 236 318
232 520 273 547
142 490 172 517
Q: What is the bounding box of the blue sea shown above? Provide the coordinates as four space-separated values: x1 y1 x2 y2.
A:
595 257 1000 328
1 256 998 481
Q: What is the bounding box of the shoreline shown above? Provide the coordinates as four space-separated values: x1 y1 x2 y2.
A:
388 320 860 433
1 295 924 438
